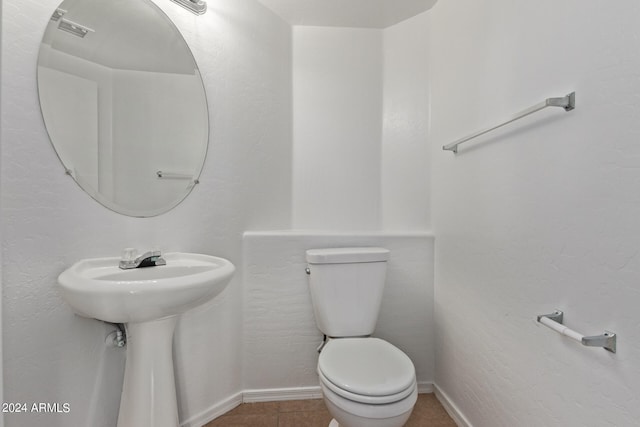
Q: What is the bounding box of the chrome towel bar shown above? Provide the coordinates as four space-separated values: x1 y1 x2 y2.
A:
443 92 576 154
156 171 199 184
537 310 616 353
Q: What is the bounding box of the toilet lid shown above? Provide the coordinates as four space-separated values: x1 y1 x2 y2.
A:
318 338 416 397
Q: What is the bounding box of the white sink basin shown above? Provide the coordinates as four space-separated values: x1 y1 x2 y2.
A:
58 252 235 323
57 252 235 427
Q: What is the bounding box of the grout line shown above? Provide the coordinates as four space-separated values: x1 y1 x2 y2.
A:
201 391 456 426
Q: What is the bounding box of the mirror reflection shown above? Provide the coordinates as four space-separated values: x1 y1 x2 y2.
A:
38 0 209 217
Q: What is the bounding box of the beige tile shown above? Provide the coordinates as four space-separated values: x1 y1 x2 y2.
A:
224 401 280 416
278 410 334 427
204 413 278 427
405 393 457 427
205 393 455 427
278 399 327 413
406 415 457 427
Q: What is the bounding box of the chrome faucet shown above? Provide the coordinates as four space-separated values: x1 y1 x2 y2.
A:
119 249 167 270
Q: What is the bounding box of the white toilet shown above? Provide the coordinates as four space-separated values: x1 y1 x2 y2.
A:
306 247 418 427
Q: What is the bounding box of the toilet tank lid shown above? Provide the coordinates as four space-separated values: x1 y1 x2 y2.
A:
306 247 389 264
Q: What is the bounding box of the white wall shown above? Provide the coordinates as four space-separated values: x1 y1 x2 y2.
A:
292 18 431 232
0 4 4 425
382 12 430 231
111 69 207 214
38 67 99 189
242 231 434 392
0 1 292 426
239 13 434 406
292 26 383 230
429 1 640 425
37 46 115 196
2 2 436 426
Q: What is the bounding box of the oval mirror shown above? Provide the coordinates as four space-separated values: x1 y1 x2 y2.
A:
37 0 208 217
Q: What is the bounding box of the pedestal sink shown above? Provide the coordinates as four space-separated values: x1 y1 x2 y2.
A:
57 252 235 427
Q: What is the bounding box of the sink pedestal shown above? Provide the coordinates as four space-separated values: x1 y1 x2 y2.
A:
57 252 235 427
117 317 179 427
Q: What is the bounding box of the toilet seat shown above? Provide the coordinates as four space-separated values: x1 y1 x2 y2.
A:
319 369 416 405
318 338 416 404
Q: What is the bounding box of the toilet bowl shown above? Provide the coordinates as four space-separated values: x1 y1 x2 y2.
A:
320 381 417 427
317 338 417 427
306 248 418 427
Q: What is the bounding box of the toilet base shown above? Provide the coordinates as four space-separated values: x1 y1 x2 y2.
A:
323 397 413 427
321 380 416 427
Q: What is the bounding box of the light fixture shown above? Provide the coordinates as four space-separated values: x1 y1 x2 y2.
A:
170 0 207 15
58 18 94 38
51 8 66 21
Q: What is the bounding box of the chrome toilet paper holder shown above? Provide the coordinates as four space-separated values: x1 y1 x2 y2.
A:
537 310 616 353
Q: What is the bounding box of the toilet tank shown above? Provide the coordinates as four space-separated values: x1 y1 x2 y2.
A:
306 247 390 338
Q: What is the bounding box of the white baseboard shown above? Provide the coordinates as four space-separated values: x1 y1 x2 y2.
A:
180 391 242 427
417 381 434 394
243 386 323 403
434 384 473 427
182 383 439 427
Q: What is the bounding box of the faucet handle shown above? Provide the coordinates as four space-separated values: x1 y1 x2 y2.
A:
135 250 162 262
119 248 166 269
122 248 138 262
136 250 166 268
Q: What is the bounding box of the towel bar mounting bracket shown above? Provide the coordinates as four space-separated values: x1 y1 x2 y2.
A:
582 331 617 353
537 310 563 324
547 92 575 111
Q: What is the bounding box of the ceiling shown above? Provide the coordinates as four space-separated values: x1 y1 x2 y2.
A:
255 0 438 29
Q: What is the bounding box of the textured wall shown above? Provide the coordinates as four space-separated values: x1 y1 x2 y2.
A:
242 231 434 391
2 1 435 426
0 3 4 423
292 26 383 230
381 12 430 231
292 17 431 232
0 0 292 425
430 0 640 425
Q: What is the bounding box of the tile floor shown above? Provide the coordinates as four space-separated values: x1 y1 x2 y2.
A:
204 393 456 427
